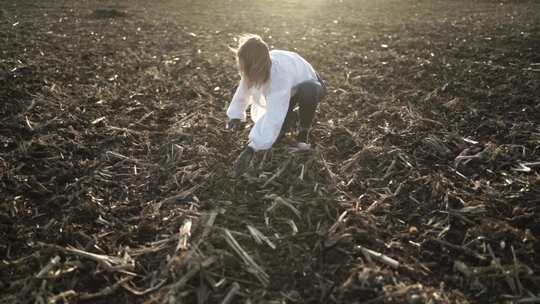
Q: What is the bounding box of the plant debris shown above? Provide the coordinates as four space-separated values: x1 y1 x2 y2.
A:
1 0 539 303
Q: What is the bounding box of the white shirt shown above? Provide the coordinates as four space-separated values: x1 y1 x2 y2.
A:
227 50 318 151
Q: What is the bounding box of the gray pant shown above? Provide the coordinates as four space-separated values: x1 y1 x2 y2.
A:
282 73 327 136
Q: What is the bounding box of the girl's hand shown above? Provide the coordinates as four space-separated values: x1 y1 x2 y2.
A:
232 146 254 177
288 142 313 153
227 119 242 131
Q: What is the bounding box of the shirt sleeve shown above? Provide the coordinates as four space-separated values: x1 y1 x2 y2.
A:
248 76 292 151
226 78 250 121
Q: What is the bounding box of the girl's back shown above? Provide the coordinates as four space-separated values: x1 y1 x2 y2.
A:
269 50 317 86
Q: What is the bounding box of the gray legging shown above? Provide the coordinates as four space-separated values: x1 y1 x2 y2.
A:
281 73 327 141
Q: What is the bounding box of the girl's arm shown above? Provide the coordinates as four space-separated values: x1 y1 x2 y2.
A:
247 77 292 151
226 78 250 121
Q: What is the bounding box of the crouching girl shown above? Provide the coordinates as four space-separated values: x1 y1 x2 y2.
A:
226 34 326 177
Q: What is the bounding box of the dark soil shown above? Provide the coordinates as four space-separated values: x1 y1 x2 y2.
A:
1 0 539 303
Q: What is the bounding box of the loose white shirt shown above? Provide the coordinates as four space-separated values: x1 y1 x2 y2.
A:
227 50 318 151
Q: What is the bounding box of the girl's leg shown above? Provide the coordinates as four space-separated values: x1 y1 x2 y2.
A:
282 97 298 133
277 97 298 142
295 79 325 142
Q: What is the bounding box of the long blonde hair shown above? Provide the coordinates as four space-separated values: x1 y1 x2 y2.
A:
233 34 271 89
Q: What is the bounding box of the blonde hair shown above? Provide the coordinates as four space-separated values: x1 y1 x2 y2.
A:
233 34 271 89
